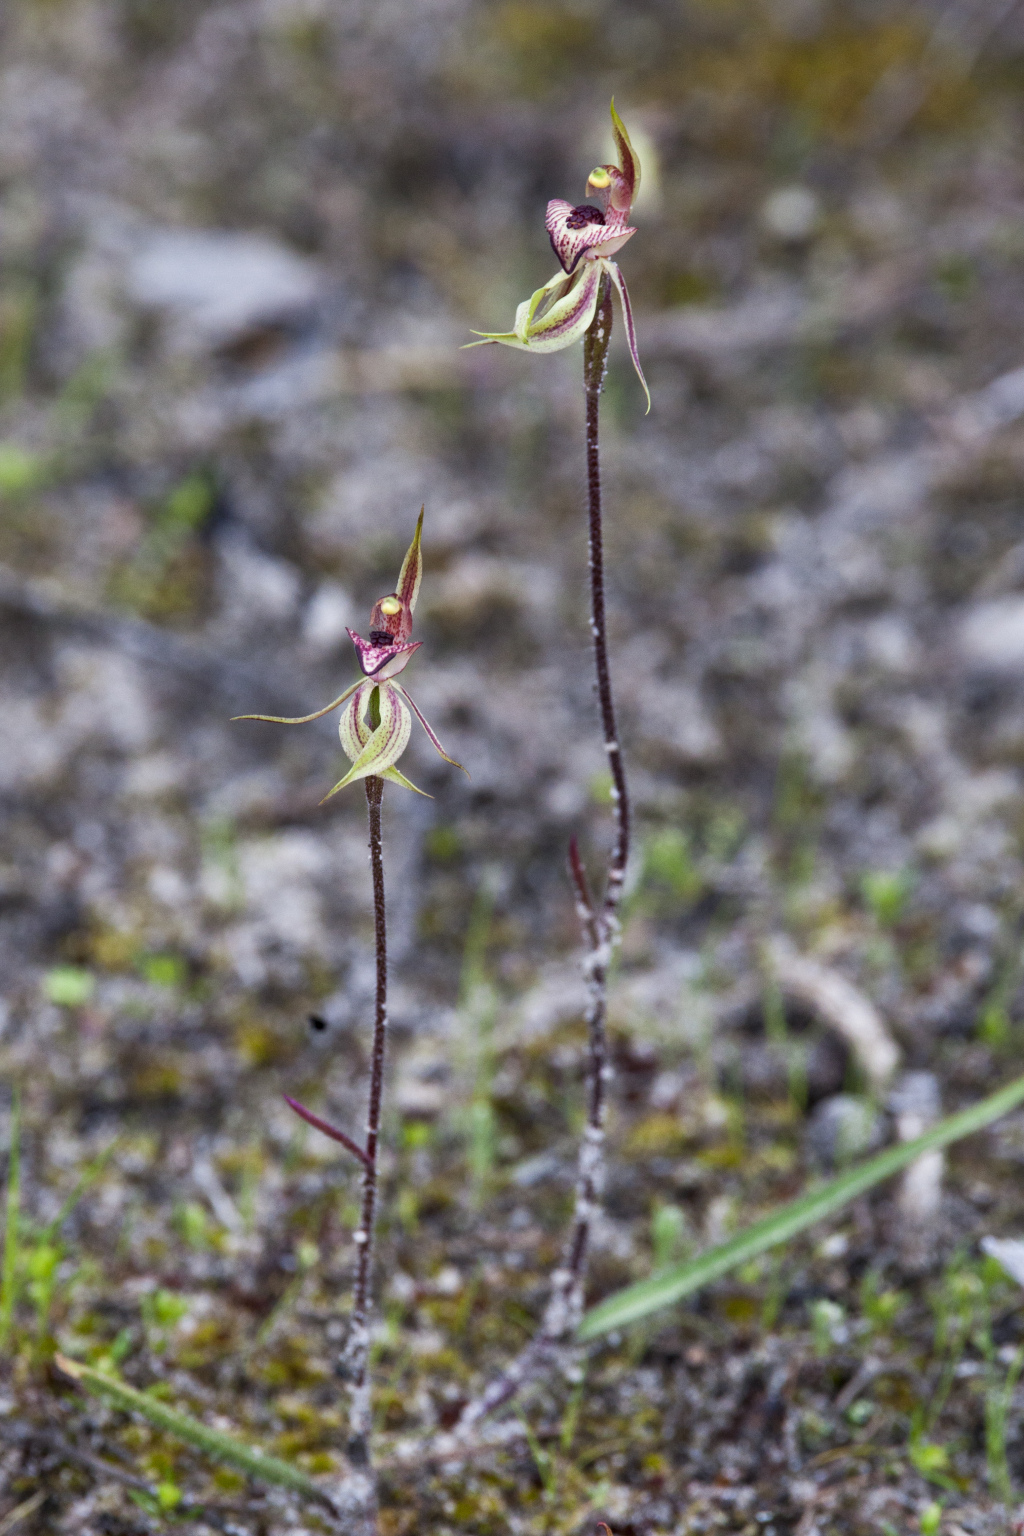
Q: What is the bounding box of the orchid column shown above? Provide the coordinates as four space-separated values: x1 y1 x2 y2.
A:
468 103 648 1370
235 511 463 1525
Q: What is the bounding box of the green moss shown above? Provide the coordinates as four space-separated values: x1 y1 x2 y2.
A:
42 967 95 1008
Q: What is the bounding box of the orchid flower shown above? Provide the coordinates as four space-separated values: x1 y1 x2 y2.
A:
467 101 649 411
234 509 465 798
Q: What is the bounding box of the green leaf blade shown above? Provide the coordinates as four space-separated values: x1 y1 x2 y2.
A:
55 1356 334 1509
578 1072 1024 1341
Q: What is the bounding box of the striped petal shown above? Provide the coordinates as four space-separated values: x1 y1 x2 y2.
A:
339 681 372 762
524 261 604 350
468 263 603 356
323 684 411 800
348 629 422 679
393 683 469 776
545 199 635 276
606 260 650 414
339 684 430 796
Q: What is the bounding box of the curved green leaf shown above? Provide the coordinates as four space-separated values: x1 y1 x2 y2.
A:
578 1072 1024 1341
55 1356 334 1509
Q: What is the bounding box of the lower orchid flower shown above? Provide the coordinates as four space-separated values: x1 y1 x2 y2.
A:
466 100 650 412
233 508 466 798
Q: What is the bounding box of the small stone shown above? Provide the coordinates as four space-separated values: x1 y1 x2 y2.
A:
806 1094 883 1169
959 597 1024 671
128 227 321 350
761 186 820 242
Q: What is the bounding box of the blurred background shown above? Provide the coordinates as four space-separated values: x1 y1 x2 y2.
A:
7 0 1024 1528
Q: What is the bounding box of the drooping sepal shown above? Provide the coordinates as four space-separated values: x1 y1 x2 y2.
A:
394 683 469 776
606 260 650 413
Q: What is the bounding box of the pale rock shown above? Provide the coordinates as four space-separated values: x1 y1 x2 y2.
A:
637 678 722 764
959 596 1024 671
217 530 302 625
806 1094 883 1169
236 831 329 952
302 581 355 654
762 186 821 243
127 227 321 349
981 1236 1024 1289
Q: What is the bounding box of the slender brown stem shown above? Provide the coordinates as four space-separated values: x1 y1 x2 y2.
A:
550 269 627 1315
453 275 629 1434
342 773 387 1499
584 277 631 927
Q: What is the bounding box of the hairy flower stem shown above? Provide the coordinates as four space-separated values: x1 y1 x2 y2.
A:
337 773 387 1528
452 277 626 1436
556 271 626 1309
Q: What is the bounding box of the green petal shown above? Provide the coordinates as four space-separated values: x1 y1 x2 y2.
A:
465 270 574 352
383 765 432 797
322 686 411 800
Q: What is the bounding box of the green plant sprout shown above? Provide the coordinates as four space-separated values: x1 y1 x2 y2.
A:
810 1298 845 1357
759 947 808 1114
0 442 45 498
457 873 501 1203
42 967 96 1009
650 1202 690 1272
55 1356 333 1509
641 827 702 906
2 1134 119 1356
0 1087 21 1352
919 1500 943 1535
861 867 916 928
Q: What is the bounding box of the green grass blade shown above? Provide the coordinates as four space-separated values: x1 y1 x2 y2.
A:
579 1071 1024 1341
0 1088 21 1352
56 1356 335 1509
43 1138 121 1243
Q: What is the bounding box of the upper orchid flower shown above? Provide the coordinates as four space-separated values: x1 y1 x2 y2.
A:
234 509 465 798
467 101 649 411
